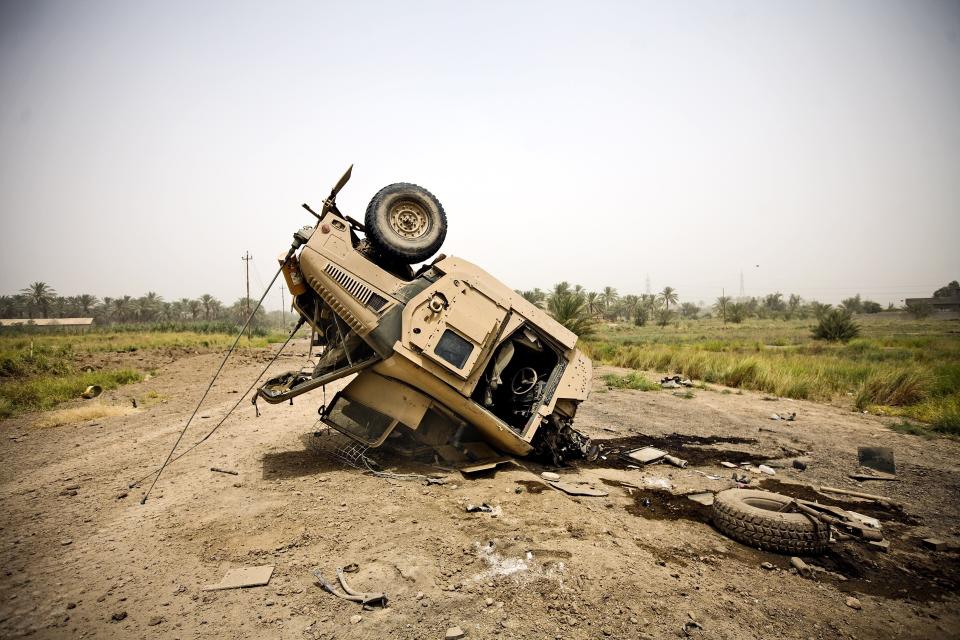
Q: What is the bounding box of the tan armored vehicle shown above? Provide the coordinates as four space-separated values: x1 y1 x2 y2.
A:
258 168 595 465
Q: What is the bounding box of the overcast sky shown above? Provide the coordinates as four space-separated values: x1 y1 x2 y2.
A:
1 0 958 309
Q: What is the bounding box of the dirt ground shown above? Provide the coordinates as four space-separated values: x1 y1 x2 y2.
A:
1 340 959 639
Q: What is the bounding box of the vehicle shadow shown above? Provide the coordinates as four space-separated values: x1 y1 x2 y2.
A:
260 431 455 481
260 432 355 480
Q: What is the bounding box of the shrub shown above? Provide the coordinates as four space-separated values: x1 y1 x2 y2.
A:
727 303 746 324
904 301 934 319
812 309 860 342
855 370 930 409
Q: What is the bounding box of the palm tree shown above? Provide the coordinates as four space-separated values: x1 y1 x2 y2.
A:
600 286 618 318
546 288 595 337
188 299 203 320
620 294 640 323
518 289 546 307
113 296 132 322
658 286 678 312
20 282 57 318
78 294 98 315
552 282 572 298
199 293 219 320
680 302 699 319
713 295 731 323
585 291 602 316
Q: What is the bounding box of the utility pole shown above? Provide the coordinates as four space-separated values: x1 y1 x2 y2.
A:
739 270 745 298
242 251 252 340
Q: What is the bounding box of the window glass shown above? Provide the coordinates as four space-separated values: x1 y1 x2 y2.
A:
435 329 473 369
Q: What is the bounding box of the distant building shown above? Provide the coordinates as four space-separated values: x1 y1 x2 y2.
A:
904 296 960 312
0 317 94 330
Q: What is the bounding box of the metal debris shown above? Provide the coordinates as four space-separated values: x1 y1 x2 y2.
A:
203 565 274 591
312 567 387 607
625 446 667 464
548 481 608 497
210 467 239 476
857 446 896 475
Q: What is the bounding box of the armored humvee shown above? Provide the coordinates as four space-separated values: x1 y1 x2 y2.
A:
258 167 595 465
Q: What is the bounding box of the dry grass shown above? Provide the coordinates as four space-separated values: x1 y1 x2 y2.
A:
584 315 960 434
33 402 138 429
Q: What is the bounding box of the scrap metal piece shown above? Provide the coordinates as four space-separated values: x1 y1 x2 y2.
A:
210 467 239 476
459 456 515 475
548 481 608 497
81 385 103 399
817 485 903 509
625 446 667 464
858 446 895 475
663 455 688 468
686 492 714 506
312 568 388 607
203 565 274 591
337 567 388 606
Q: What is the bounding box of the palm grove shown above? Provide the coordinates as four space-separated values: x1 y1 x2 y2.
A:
517 282 953 338
2 282 271 329
4 279 954 339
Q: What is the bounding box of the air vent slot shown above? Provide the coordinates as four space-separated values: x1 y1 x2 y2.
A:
324 263 373 306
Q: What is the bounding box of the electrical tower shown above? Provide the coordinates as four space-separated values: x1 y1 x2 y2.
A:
645 274 651 296
242 251 253 339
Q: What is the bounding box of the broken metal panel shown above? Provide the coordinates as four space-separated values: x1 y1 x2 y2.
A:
340 371 431 430
203 565 274 591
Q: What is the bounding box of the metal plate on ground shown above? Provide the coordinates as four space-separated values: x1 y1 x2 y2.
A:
548 481 608 497
626 446 667 464
686 492 715 506
858 446 895 475
459 456 515 475
203 565 274 591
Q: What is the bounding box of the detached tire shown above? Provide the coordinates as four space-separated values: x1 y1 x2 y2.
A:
364 183 447 264
712 489 829 555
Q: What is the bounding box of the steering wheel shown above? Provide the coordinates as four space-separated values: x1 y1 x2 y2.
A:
511 367 539 395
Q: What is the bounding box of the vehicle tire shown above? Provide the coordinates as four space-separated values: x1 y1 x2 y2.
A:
364 183 447 264
712 489 829 555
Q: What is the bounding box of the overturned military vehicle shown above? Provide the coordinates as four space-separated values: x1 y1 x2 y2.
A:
258 167 595 465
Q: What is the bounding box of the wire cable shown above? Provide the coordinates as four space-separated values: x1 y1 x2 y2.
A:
139 266 282 504
130 318 303 491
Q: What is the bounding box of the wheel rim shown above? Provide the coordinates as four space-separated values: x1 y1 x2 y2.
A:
389 200 430 239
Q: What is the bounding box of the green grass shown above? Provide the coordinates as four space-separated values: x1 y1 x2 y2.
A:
0 369 142 419
583 316 960 435
0 327 297 420
602 372 660 391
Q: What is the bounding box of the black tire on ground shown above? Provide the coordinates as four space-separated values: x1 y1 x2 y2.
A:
712 489 829 555
364 183 447 264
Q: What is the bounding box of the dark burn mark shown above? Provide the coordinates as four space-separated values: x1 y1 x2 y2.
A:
601 478 957 602
581 433 771 468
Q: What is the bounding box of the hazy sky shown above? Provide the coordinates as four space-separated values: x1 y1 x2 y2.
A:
1 0 958 309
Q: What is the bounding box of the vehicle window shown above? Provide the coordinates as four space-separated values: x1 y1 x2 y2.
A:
434 329 473 369
324 396 395 445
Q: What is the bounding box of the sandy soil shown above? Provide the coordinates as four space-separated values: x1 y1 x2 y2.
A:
1 340 958 639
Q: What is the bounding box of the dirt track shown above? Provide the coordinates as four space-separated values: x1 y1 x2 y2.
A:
1 340 959 639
